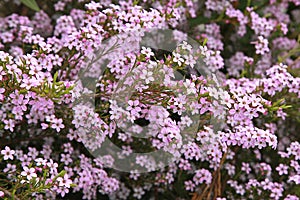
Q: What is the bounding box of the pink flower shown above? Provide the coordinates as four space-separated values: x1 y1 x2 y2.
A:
21 166 37 180
0 191 4 197
284 194 300 200
276 164 288 175
254 36 269 55
241 162 251 174
85 1 102 10
133 187 145 199
140 69 154 84
60 154 72 165
184 180 195 191
172 52 184 66
0 88 5 101
141 46 154 58
47 159 58 174
50 118 65 132
193 169 212 185
35 158 47 166
3 119 15 132
288 175 300 184
1 146 15 160
277 108 287 120
57 174 72 188
56 186 69 197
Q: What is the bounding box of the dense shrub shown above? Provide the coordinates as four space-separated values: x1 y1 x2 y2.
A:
0 0 300 199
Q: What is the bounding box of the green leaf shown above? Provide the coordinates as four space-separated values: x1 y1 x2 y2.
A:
133 0 139 6
70 183 77 187
281 105 292 109
53 71 58 83
247 0 251 7
52 170 66 182
20 0 40 11
203 38 208 46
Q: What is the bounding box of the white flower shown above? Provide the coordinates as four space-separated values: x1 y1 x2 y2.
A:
140 69 154 84
180 41 192 51
141 47 154 58
35 158 47 166
172 52 184 66
199 45 208 56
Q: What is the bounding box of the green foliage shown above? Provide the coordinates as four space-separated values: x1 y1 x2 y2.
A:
31 72 74 103
20 0 40 11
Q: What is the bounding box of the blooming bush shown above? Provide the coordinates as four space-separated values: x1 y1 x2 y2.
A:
0 0 300 199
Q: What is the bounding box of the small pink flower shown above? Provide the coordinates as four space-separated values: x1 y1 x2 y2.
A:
3 119 15 132
253 36 269 55
184 180 195 191
241 162 251 174
141 47 154 58
50 118 65 132
0 88 5 101
276 164 289 175
21 166 37 180
57 174 72 188
1 146 15 160
140 69 154 84
41 123 49 129
172 52 184 66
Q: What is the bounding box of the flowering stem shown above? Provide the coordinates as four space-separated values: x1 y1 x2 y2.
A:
0 186 20 200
